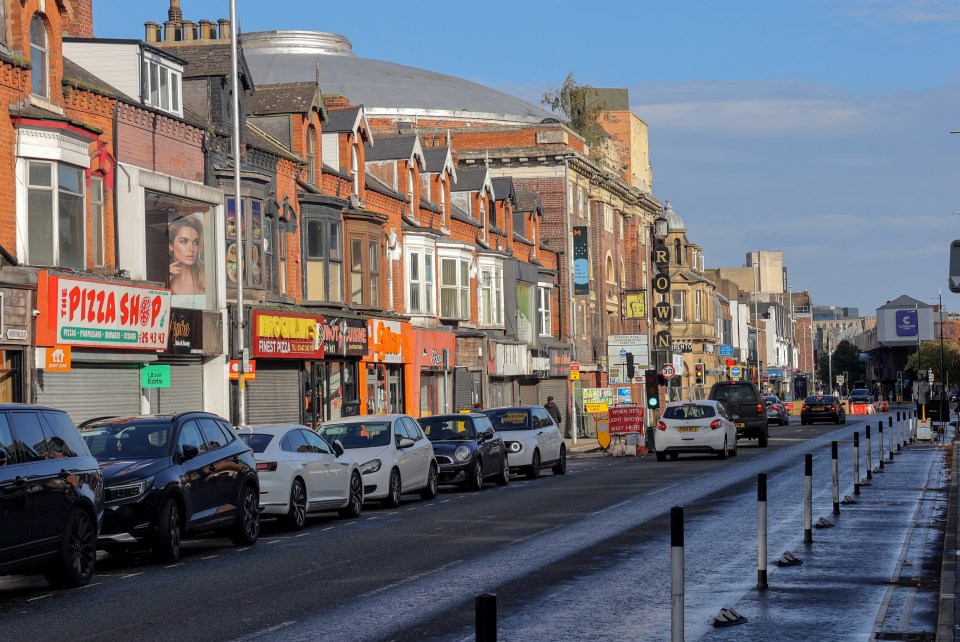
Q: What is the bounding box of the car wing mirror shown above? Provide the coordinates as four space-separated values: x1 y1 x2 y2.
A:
180 444 200 462
332 439 345 457
397 437 415 449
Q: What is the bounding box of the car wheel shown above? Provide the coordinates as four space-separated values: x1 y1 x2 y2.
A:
718 437 728 460
44 508 96 589
758 429 769 447
384 469 402 507
283 479 307 531
656 451 667 462
420 464 439 500
669 452 680 461
467 458 484 491
152 497 182 563
729 437 738 457
495 454 510 486
783 416 790 426
338 472 363 519
551 445 567 475
526 450 541 479
229 486 260 547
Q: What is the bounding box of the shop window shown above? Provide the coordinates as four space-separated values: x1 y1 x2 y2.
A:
538 285 553 337
90 177 105 267
26 161 85 270
30 15 48 98
407 248 435 315
304 217 343 303
145 190 216 310
440 257 470 320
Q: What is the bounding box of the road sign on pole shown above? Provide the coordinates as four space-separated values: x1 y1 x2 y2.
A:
730 365 742 380
661 364 675 379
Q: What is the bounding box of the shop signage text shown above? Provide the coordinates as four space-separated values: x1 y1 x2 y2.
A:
368 320 404 363
253 310 324 359
608 405 643 434
168 309 203 355
141 364 171 388
322 317 368 357
229 359 257 380
44 345 71 372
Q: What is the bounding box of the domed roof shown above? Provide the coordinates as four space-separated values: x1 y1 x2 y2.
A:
241 31 555 125
663 198 685 231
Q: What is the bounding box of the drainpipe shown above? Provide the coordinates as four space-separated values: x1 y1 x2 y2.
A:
564 156 578 445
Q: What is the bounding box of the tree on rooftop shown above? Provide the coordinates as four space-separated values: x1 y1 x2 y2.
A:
541 73 608 154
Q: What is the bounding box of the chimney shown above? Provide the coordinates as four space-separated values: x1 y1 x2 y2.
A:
144 22 162 43
163 20 178 42
61 0 95 38
168 0 183 22
218 19 231 41
199 20 217 40
181 20 197 42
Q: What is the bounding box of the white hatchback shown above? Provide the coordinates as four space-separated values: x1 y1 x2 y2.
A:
237 425 363 529
654 400 738 461
481 406 566 479
316 415 438 507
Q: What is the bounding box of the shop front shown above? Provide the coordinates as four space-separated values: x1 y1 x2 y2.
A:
150 308 223 414
361 318 411 415
0 280 34 404
542 346 572 431
248 309 320 426
411 328 456 417
487 340 529 408
34 271 171 425
305 316 368 425
453 333 486 412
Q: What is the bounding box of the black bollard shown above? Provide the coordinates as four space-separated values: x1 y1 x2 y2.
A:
878 422 885 469
804 454 813 544
757 473 767 590
831 441 839 515
476 594 497 642
865 425 872 480
671 506 684 642
853 432 860 495
888 416 896 457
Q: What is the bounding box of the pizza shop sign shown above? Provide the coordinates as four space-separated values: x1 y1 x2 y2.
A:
38 272 171 350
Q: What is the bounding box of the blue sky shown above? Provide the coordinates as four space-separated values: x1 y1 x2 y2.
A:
92 0 960 314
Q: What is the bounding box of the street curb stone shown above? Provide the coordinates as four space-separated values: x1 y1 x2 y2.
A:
939 436 958 642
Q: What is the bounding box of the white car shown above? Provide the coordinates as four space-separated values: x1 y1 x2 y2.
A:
654 400 738 462
316 415 438 507
237 424 363 529
481 406 566 479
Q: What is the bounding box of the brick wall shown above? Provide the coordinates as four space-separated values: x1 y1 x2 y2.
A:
61 0 94 38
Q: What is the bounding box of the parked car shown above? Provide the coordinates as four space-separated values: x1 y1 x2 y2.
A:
708 381 769 447
419 413 509 490
481 406 565 479
800 395 846 425
237 425 363 529
79 412 260 563
316 415 437 507
654 400 738 461
763 395 789 426
0 405 103 588
848 388 873 405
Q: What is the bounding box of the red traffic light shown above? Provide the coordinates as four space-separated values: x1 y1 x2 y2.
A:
725 358 736 367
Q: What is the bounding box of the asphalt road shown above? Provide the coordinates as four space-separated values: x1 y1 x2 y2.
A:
0 413 944 641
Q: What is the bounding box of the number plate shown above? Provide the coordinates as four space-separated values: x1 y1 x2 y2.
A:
735 422 746 428
677 426 699 433
812 406 823 411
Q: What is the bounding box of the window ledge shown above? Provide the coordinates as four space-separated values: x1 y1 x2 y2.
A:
29 94 64 116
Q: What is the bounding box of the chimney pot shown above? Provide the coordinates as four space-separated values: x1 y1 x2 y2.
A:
144 21 162 43
163 20 178 42
218 19 231 41
199 19 216 40
180 20 196 41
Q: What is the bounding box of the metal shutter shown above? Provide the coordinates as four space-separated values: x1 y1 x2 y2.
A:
245 363 301 425
454 368 474 412
150 358 204 414
35 365 142 425
519 382 540 406
540 378 569 431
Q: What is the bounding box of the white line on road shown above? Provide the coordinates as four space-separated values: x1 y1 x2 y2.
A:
165 563 183 569
365 516 380 521
322 526 334 531
79 582 100 589
201 555 219 560
386 511 398 516
441 499 451 503
358 559 463 599
27 594 52 602
228 619 297 642
593 500 630 515
121 572 143 578
294 532 311 538
267 539 282 544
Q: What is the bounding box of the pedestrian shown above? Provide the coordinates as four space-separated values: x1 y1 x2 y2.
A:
544 395 562 428
472 402 483 411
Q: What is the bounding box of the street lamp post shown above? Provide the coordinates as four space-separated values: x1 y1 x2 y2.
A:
752 253 760 385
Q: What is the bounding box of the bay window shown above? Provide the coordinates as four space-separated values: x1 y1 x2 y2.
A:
226 198 271 292
478 259 503 327
440 257 469 319
346 232 382 308
406 238 436 316
304 217 343 303
538 285 553 337
27 161 85 270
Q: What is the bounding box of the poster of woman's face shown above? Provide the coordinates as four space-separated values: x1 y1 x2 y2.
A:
168 213 206 296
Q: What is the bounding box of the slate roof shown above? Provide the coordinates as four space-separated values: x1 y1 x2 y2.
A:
423 146 451 173
514 190 542 214
247 82 326 119
160 43 254 89
325 107 363 133
450 202 481 228
452 168 490 193
246 123 301 162
62 58 128 100
491 177 516 204
879 295 930 309
365 135 419 162
365 173 404 200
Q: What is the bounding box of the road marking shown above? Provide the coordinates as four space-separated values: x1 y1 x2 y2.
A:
267 539 282 544
441 499 451 503
201 555 219 560
164 563 183 569
322 526 334 531
593 500 630 515
365 516 380 521
386 511 398 516
79 582 100 589
294 532 311 538
121 572 143 578
27 594 52 602
228 619 297 642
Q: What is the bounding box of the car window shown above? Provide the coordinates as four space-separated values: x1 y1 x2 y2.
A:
483 409 532 431
217 420 236 443
419 417 476 441
302 430 331 454
9 411 51 462
0 414 16 465
535 408 555 429
41 411 89 459
403 418 424 441
663 405 717 420
716 404 729 419
198 418 229 450
280 429 310 453
319 421 391 449
81 421 172 460
476 416 495 434
177 420 207 454
712 385 757 403
238 433 273 454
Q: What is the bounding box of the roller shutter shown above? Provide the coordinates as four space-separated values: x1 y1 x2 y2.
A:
150 358 204 414
540 378 569 433
454 368 474 413
35 365 142 425
518 382 540 406
245 363 301 425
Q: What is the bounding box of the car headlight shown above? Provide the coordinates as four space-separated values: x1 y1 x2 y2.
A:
360 459 382 475
507 441 522 453
454 446 471 462
105 476 154 503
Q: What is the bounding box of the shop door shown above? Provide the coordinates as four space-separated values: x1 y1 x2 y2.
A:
454 368 473 413
387 366 404 414
35 365 141 425
489 379 514 409
540 378 570 434
150 359 204 414
518 382 540 406
246 363 301 426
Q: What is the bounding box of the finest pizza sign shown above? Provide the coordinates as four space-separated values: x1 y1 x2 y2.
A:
42 274 171 350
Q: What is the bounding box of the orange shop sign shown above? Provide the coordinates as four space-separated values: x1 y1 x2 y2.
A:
45 346 72 372
229 359 257 380
367 320 408 364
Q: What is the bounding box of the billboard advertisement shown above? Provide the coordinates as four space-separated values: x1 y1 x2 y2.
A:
573 226 589 295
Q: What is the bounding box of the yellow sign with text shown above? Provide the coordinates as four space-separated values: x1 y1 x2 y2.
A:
570 371 580 381
585 402 609 414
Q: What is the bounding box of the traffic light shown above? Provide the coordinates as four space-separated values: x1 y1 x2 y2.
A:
644 369 660 410
694 362 705 385
625 352 635 380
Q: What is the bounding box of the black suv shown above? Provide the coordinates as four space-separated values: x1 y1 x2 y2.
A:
0 404 103 588
79 412 259 562
708 381 769 447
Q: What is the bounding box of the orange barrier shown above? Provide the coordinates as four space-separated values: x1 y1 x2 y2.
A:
849 403 875 415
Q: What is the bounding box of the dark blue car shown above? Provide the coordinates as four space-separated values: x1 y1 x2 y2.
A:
418 413 509 490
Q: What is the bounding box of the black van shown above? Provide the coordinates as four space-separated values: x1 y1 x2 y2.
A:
0 404 104 587
708 381 769 447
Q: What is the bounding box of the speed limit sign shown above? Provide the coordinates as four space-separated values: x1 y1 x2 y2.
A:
661 364 675 379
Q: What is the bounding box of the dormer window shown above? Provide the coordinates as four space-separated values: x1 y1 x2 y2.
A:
306 126 317 185
350 144 359 196
439 177 446 225
30 15 48 98
141 53 182 116
407 167 415 203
